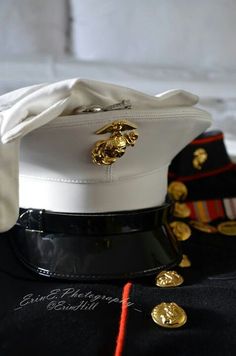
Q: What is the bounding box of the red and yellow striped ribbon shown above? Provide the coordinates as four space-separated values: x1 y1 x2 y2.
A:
187 198 236 223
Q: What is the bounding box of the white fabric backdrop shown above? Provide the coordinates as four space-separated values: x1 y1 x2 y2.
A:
0 0 68 57
0 0 235 158
71 0 236 70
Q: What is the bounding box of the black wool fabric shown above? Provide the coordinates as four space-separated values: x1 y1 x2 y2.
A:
0 234 123 356
123 280 236 356
177 168 236 201
121 223 236 356
1 226 236 356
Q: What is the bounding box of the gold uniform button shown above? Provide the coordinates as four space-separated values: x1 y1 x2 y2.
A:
155 270 184 288
179 254 191 268
168 181 188 201
190 220 218 234
173 202 191 218
217 221 236 236
170 221 191 241
151 302 187 329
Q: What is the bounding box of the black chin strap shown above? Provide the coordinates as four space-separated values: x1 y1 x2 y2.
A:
18 204 170 236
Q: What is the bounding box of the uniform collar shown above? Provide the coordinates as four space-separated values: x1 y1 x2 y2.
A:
169 130 235 182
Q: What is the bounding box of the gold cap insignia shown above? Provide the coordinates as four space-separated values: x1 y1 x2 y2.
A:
91 120 138 165
155 270 184 288
151 302 187 328
193 148 208 170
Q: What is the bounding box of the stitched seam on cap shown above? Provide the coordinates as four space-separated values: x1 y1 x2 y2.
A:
19 164 169 184
107 165 112 182
36 115 207 130
31 108 208 130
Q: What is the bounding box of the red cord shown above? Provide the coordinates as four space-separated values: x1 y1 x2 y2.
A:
191 133 223 145
114 282 132 356
168 162 235 182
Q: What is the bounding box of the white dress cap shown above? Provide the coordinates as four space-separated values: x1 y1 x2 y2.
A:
0 79 212 232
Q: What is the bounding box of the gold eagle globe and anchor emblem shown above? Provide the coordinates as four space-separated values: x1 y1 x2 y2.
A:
91 120 139 165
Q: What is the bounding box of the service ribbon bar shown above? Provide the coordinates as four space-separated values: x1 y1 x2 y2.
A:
186 198 236 223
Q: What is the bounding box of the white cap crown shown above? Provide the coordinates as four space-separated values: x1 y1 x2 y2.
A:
0 79 212 232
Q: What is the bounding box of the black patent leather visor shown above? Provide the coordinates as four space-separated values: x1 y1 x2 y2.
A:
10 204 181 281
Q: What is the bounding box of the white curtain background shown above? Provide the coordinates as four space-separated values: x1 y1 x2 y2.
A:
71 0 236 70
0 0 68 56
0 0 235 158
